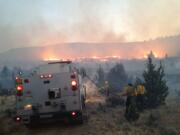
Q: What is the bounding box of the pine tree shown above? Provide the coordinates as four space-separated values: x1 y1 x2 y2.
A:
0 83 2 94
107 63 127 91
96 66 105 87
1 66 11 78
80 67 87 78
143 57 168 108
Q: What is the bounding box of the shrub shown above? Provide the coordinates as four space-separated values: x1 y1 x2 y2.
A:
107 63 127 91
97 103 106 112
1 99 5 105
4 109 13 117
146 111 161 127
0 118 5 135
175 89 180 97
106 95 125 107
160 127 177 135
96 66 106 88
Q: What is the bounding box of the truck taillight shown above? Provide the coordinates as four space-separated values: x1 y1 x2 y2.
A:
71 80 77 91
16 85 23 91
15 116 21 122
71 80 77 86
71 111 77 117
16 85 23 96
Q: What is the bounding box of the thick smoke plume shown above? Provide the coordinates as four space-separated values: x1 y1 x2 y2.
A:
0 0 180 57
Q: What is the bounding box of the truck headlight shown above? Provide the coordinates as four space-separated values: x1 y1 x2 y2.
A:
24 104 32 110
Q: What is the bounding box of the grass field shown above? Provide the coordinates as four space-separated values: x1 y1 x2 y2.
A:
0 89 180 135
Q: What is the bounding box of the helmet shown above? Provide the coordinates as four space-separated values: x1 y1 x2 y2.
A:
127 80 133 86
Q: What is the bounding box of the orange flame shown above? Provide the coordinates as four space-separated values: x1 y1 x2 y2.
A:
40 45 166 61
41 49 61 61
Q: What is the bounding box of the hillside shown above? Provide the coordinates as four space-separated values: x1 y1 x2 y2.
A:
0 35 180 63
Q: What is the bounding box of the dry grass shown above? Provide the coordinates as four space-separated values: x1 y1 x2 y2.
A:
0 93 180 135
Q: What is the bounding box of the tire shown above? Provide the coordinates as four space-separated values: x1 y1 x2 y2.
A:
24 122 33 128
77 115 84 124
24 118 36 128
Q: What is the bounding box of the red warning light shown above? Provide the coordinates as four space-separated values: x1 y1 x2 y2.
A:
15 116 21 122
71 112 76 116
71 80 77 86
16 85 23 91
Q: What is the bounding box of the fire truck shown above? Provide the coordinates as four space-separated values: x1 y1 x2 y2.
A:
15 61 86 126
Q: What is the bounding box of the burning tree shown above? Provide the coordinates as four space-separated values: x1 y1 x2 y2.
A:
143 57 168 108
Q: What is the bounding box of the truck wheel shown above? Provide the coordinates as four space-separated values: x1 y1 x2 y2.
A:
24 120 35 128
77 114 84 124
25 123 33 128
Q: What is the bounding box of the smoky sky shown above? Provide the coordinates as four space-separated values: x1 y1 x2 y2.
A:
0 0 180 53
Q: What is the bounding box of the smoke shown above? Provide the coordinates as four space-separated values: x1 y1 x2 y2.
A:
125 0 180 40
0 0 180 57
0 26 27 52
0 20 69 53
70 0 126 42
0 0 126 53
85 80 98 97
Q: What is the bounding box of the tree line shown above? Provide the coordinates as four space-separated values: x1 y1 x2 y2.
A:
0 66 22 95
80 56 169 109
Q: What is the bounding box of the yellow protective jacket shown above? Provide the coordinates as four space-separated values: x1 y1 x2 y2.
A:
136 85 146 95
124 86 137 96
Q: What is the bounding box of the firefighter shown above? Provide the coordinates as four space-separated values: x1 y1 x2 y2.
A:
105 81 110 97
136 83 146 112
120 83 139 122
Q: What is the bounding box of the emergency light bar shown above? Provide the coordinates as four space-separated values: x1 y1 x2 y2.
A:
48 61 72 64
40 74 53 79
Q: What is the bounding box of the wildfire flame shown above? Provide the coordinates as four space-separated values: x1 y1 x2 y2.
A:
40 46 165 61
41 49 61 61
